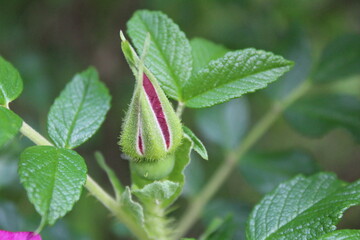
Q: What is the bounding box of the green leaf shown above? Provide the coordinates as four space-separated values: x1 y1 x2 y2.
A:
183 48 293 108
240 150 318 194
0 107 22 147
191 38 228 74
120 187 144 228
312 34 360 83
183 126 208 160
127 10 192 100
47 67 111 149
0 57 23 106
19 146 87 225
133 180 179 207
319 230 360 240
246 173 360 240
196 98 249 149
285 94 360 142
95 151 123 200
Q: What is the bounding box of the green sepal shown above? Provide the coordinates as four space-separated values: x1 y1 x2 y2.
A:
131 153 176 180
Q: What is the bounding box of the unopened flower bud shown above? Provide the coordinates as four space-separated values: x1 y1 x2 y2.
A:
119 62 182 161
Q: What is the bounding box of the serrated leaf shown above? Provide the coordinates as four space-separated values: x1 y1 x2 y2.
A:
0 107 22 147
285 94 360 142
246 173 360 240
319 230 360 240
196 98 249 149
19 146 87 225
312 34 360 83
133 180 179 207
240 150 318 194
183 48 293 108
47 67 111 149
0 57 23 106
191 38 228 74
183 126 208 160
127 10 192 100
120 187 144 227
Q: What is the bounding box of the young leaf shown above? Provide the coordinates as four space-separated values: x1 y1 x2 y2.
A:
120 187 145 228
0 107 22 147
191 38 228 74
319 230 360 240
246 173 360 240
196 98 249 149
183 48 294 108
285 94 360 142
240 150 318 194
312 34 360 83
183 126 208 160
19 146 87 225
47 67 111 149
0 56 23 106
132 180 179 207
95 151 123 200
127 10 192 100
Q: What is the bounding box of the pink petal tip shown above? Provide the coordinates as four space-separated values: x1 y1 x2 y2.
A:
0 230 42 240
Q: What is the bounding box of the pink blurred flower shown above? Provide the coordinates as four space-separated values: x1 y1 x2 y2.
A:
0 230 41 240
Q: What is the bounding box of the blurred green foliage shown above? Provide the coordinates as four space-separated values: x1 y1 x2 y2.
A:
1 0 359 239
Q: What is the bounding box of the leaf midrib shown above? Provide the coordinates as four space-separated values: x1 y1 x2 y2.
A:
64 78 91 148
42 148 60 224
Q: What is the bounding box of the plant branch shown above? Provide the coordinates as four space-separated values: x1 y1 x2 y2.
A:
175 80 312 238
19 120 150 240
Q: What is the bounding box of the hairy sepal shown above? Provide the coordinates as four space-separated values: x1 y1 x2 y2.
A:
119 33 183 161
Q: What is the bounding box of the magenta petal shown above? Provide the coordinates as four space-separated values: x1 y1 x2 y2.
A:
0 230 42 240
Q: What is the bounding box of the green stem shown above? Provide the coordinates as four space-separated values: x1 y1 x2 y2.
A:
19 121 150 240
175 80 312 238
176 101 185 117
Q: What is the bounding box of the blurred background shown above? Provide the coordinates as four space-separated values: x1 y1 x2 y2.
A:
0 0 359 239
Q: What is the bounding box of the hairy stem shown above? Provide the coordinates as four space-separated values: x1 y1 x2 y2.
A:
19 121 150 240
176 101 185 117
143 203 172 240
175 80 312 238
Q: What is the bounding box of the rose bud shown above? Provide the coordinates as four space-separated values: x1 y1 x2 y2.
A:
119 33 183 180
